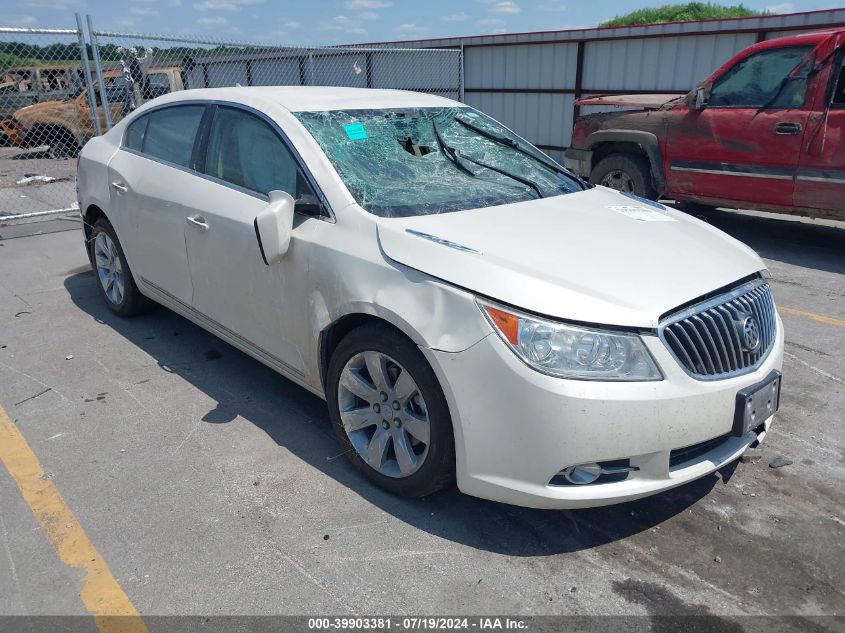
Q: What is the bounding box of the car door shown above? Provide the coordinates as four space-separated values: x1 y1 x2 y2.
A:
796 43 845 214
183 104 325 376
666 45 814 207
107 104 207 306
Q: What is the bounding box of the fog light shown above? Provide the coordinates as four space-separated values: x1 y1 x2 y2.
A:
550 460 639 486
562 463 602 485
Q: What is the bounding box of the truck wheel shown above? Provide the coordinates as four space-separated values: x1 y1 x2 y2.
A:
591 154 656 200
49 135 79 160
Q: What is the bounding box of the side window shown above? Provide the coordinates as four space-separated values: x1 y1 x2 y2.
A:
204 106 302 197
833 52 845 106
709 46 813 108
142 105 205 168
124 114 149 151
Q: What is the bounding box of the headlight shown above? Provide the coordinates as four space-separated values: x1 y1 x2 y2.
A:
478 299 662 381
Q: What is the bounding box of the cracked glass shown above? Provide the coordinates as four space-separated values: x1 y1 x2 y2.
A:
295 106 582 217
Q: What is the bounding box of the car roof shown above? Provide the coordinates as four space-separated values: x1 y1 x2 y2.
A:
158 86 460 112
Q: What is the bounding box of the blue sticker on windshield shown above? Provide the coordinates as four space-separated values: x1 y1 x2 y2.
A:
344 123 368 140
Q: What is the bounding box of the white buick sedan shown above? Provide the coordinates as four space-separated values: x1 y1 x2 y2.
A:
77 87 783 508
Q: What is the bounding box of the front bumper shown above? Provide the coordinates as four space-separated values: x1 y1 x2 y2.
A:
564 148 593 178
423 316 784 509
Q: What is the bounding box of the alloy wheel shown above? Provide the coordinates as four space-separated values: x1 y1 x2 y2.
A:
94 232 125 306
337 351 431 478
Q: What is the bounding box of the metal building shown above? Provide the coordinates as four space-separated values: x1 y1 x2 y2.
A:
364 8 845 162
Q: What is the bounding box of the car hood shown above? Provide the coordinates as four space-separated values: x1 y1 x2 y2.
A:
575 93 684 109
375 187 765 328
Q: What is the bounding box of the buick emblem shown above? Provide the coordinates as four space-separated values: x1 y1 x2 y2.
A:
739 314 761 352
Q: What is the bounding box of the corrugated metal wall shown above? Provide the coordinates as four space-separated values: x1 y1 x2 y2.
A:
377 9 845 160
581 33 757 92
462 42 578 161
188 48 462 100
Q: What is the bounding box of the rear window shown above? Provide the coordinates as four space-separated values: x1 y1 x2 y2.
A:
141 105 205 168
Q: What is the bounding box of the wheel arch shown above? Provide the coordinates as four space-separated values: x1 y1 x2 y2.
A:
82 203 107 263
318 310 426 394
27 122 81 151
586 130 665 195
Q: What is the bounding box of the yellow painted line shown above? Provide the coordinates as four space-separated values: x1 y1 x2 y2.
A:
0 406 148 633
778 306 845 328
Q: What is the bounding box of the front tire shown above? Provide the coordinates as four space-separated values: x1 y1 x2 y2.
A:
326 324 455 498
89 217 152 317
591 153 656 199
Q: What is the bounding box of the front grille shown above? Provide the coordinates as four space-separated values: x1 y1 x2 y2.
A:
659 279 777 380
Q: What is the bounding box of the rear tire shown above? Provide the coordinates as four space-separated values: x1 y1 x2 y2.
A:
591 153 656 200
326 324 455 498
89 217 153 317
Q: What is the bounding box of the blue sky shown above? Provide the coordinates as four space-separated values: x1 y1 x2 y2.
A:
7 0 840 44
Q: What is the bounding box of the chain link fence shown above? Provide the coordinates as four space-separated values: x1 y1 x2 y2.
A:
0 24 96 224
0 17 462 224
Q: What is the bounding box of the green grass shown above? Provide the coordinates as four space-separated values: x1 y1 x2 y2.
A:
600 3 768 27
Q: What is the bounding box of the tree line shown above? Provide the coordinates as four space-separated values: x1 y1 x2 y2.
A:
1 42 269 74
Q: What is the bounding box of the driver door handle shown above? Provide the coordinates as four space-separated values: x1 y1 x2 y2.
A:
774 122 801 136
185 215 210 231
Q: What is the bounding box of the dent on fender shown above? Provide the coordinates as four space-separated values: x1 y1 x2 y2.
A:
311 277 490 354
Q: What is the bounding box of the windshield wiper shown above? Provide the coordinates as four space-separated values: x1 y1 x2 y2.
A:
432 119 475 177
433 120 545 198
454 114 588 190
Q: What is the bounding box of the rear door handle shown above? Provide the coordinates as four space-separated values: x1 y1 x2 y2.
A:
110 181 128 193
774 122 801 135
185 215 210 231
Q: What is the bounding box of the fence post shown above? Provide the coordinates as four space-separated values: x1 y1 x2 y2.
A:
460 42 465 102
572 40 585 129
86 14 112 130
75 13 102 136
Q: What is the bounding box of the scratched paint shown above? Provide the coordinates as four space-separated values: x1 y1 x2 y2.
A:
0 407 149 633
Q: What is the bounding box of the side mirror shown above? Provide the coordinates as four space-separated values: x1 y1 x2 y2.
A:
692 86 708 110
254 190 295 265
294 193 323 216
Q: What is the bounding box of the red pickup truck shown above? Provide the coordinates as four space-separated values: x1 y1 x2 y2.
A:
565 29 845 221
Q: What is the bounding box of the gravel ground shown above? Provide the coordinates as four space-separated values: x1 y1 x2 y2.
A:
0 210 842 629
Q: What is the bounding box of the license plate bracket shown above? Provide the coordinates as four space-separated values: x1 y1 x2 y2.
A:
732 370 781 437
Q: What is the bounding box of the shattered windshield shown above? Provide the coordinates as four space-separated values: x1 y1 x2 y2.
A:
295 106 583 217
